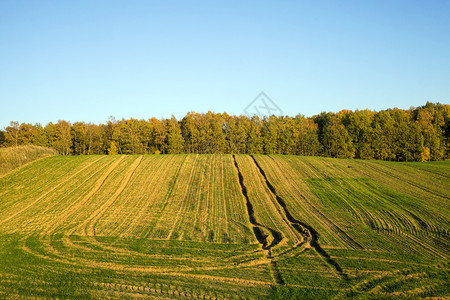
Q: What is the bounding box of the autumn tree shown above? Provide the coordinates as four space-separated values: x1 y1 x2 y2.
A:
108 141 118 155
234 116 249 154
208 112 227 153
167 116 185 154
0 131 5 147
5 121 20 146
342 110 375 159
126 118 145 154
33 123 48 147
86 123 106 154
181 112 201 153
316 113 355 158
371 110 395 160
46 120 72 155
390 109 420 161
277 116 296 155
1 102 448 161
414 102 446 160
246 116 263 154
17 123 38 145
225 116 239 153
294 115 322 156
261 116 278 154
72 122 89 155
138 120 155 153
150 118 168 154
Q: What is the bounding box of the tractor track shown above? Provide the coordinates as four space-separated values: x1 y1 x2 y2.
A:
251 155 348 281
232 155 284 285
269 155 365 250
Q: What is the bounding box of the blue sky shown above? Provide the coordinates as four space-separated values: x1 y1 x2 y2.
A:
0 0 449 128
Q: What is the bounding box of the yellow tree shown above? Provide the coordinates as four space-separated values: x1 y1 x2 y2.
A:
167 116 185 154
320 114 355 158
52 120 73 155
5 121 20 146
72 122 89 155
107 141 118 155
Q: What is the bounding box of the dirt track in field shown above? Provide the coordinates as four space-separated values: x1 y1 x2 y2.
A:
232 155 285 285
251 155 348 281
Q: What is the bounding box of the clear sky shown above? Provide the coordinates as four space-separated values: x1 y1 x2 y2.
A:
1 0 449 128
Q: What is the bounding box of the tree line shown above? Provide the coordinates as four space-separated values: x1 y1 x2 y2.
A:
1 102 448 161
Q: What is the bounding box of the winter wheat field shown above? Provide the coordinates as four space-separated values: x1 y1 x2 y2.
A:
0 154 449 299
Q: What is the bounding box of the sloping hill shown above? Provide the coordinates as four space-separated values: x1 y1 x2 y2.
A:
0 154 448 299
0 145 57 176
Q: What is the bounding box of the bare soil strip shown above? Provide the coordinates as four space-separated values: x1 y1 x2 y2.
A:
141 155 188 240
167 154 199 240
0 156 104 226
22 234 273 287
220 155 230 240
42 156 126 235
87 155 143 236
65 156 141 236
119 155 176 237
251 155 348 281
58 234 211 264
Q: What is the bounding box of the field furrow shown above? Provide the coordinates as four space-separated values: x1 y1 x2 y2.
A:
0 154 448 299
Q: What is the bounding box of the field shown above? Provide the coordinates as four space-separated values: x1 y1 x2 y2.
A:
0 154 448 299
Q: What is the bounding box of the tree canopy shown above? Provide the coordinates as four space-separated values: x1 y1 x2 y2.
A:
1 102 448 161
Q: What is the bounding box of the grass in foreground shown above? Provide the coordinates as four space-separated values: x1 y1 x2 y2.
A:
0 153 448 299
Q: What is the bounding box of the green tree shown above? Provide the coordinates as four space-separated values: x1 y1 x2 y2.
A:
2 102 447 160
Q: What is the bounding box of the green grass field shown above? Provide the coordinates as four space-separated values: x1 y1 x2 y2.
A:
0 154 448 299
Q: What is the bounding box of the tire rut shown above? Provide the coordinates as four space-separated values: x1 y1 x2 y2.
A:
232 155 284 285
250 155 348 281
269 155 364 250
